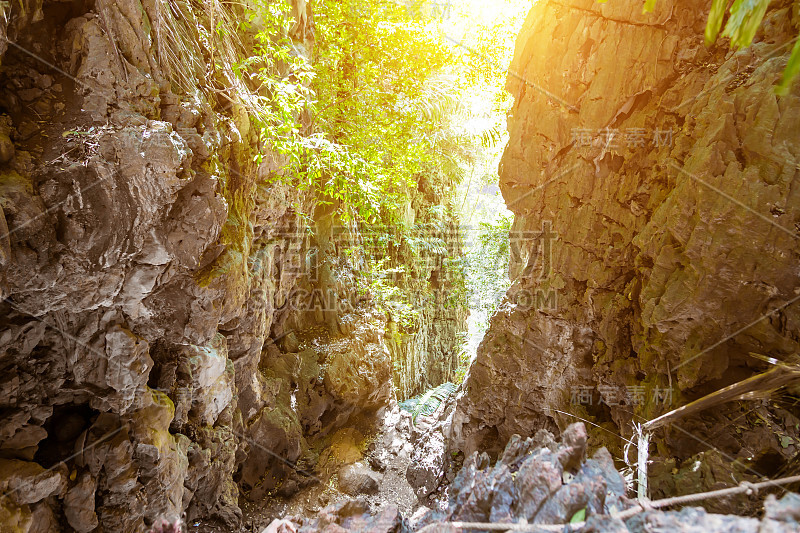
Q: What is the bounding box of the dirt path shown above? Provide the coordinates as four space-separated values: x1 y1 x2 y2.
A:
228 407 423 533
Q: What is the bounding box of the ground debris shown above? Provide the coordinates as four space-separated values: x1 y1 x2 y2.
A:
268 422 800 532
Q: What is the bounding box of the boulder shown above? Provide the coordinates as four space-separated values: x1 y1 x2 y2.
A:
339 463 382 496
405 429 445 500
296 499 404 533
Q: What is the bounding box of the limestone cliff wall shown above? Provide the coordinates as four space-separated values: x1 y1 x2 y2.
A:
0 0 307 529
450 0 800 489
382 174 468 400
0 0 465 531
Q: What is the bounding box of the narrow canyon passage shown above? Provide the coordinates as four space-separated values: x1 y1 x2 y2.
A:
1 0 800 532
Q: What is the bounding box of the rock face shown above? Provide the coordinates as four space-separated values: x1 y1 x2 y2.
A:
380 175 468 400
0 0 465 531
0 0 261 526
405 427 446 501
450 0 800 490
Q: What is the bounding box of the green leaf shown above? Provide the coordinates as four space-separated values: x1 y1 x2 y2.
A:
404 382 458 424
780 435 794 448
775 36 800 96
721 0 771 49
570 508 587 524
705 0 728 46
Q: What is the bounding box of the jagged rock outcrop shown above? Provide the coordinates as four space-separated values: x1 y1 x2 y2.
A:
0 0 310 526
415 431 800 532
450 0 800 494
418 423 632 528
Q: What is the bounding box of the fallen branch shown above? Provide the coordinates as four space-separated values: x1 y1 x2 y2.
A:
645 361 800 431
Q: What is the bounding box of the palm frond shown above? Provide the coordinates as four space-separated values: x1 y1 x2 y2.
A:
405 382 458 423
411 76 465 123
721 0 770 49
776 36 800 95
479 123 504 149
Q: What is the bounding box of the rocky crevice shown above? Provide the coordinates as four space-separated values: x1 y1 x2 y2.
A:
0 1 466 531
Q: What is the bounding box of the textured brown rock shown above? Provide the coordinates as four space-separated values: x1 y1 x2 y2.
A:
0 459 66 505
63 472 99 533
0 116 13 163
0 0 306 529
450 0 800 491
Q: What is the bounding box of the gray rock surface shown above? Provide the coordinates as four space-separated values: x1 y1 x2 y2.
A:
339 463 383 496
289 423 800 532
405 429 446 500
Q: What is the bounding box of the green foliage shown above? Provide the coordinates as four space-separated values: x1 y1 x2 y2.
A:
449 215 513 381
570 508 587 523
235 0 476 223
362 258 420 331
721 0 771 49
233 0 512 229
355 202 465 331
453 331 471 383
776 38 800 96
705 0 728 46
642 0 657 13
478 124 505 150
709 0 799 94
399 382 458 423
465 215 513 324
